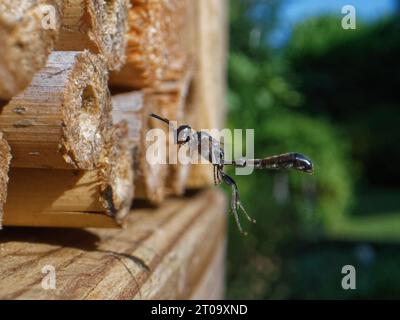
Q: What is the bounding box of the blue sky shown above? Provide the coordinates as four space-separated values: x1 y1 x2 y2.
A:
270 0 397 46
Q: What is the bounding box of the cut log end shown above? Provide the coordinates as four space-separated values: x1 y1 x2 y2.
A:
0 0 62 99
62 51 112 169
110 0 188 89
110 0 165 89
133 94 169 205
0 133 11 228
99 122 134 222
57 0 129 70
1 51 112 170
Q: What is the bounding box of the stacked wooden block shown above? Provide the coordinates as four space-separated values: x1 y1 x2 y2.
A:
0 0 227 228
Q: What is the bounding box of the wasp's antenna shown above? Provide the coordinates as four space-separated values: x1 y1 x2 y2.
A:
150 113 170 126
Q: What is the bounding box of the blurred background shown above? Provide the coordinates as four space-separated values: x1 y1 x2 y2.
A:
225 0 400 299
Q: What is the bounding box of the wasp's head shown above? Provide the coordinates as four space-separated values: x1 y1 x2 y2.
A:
176 125 192 145
293 153 314 174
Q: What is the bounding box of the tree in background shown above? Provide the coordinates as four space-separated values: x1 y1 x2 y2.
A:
286 15 400 188
227 0 354 298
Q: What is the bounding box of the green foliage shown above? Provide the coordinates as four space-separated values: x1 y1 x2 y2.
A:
226 0 399 300
287 15 366 59
286 15 400 186
258 111 354 228
227 36 354 230
282 241 400 299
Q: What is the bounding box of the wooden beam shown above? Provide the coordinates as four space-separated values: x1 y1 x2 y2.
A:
0 0 62 99
189 238 226 300
56 0 129 70
3 122 134 228
0 51 112 170
0 189 226 299
0 133 11 228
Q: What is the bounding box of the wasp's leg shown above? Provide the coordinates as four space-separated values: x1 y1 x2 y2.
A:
220 171 256 223
229 175 256 224
235 189 256 224
219 170 245 234
221 170 256 224
219 170 256 235
213 165 223 185
216 166 222 185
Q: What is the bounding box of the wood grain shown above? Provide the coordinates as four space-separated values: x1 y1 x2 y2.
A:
0 189 226 299
109 0 166 89
109 0 189 89
3 122 134 227
0 51 112 170
0 133 11 228
112 91 167 204
56 0 129 70
189 238 226 300
0 0 62 99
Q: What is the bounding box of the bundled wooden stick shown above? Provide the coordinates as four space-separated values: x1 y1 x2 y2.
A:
110 0 188 89
0 133 11 228
3 122 134 228
112 91 167 204
112 91 144 149
0 0 62 99
56 0 129 70
162 0 189 81
112 91 144 201
110 0 165 89
0 51 112 170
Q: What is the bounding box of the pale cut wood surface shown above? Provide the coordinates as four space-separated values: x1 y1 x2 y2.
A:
56 0 129 70
0 189 226 299
0 0 62 99
112 91 149 202
0 133 11 228
112 90 167 204
0 51 112 170
133 92 168 204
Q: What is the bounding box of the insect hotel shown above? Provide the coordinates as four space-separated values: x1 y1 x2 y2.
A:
0 0 228 299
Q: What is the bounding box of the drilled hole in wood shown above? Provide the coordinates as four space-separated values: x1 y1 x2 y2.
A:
81 85 99 116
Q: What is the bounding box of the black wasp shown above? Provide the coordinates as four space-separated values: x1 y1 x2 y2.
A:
150 113 314 235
